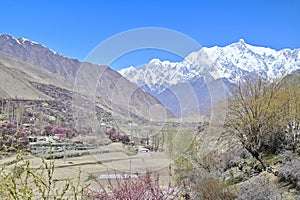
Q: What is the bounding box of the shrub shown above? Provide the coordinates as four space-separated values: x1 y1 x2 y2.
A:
85 171 180 200
193 178 237 200
236 173 283 200
0 151 88 199
0 121 29 151
278 157 300 189
40 125 74 139
105 128 130 144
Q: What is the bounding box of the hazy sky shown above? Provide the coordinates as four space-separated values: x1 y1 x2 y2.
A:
1 0 299 70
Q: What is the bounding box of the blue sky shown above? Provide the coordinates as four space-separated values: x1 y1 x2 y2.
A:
0 0 299 70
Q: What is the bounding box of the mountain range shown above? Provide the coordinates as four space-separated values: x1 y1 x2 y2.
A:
1 34 299 119
0 34 173 124
119 39 300 116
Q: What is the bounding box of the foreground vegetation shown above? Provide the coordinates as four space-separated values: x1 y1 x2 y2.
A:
172 74 300 199
0 150 88 199
0 74 299 199
0 150 181 199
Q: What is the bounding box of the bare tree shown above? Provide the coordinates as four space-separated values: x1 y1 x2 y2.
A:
281 74 300 152
225 77 288 170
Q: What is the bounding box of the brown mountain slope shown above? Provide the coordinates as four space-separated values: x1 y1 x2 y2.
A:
0 34 174 121
0 51 71 99
0 34 79 80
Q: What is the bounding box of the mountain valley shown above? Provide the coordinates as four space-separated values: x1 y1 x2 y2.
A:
0 34 299 199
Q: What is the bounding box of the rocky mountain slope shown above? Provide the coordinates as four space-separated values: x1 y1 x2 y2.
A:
119 39 300 116
0 51 71 99
0 34 173 122
0 34 79 81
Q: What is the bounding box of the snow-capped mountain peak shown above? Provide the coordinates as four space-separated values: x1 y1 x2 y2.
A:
119 39 300 95
0 34 59 55
118 40 300 116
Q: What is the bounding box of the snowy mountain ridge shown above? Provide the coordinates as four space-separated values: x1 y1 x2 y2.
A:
0 34 59 55
119 39 300 95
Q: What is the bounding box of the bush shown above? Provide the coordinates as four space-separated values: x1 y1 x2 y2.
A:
40 125 74 139
85 171 180 200
237 173 283 200
278 157 300 189
0 151 88 199
184 177 237 200
105 128 130 144
0 121 29 151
